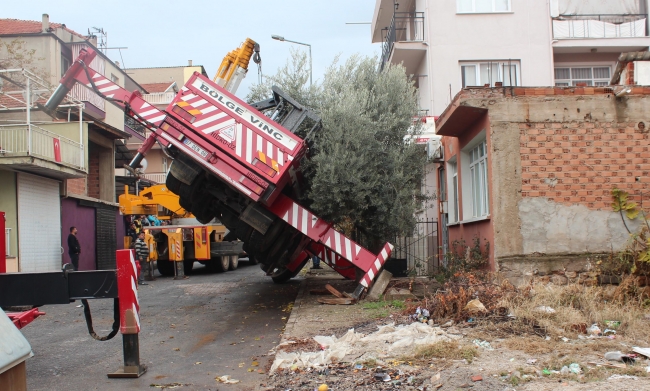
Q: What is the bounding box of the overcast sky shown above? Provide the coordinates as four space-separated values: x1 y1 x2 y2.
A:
4 0 380 96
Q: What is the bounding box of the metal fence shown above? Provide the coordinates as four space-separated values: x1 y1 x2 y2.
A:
380 12 425 70
0 124 84 169
391 219 438 276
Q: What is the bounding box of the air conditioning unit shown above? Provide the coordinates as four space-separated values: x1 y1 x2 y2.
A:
426 136 443 160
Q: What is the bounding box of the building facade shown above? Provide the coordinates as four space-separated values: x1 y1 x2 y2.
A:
435 85 650 284
0 15 141 271
371 0 650 117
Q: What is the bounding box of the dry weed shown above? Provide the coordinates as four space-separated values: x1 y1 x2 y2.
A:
406 340 478 364
500 280 650 344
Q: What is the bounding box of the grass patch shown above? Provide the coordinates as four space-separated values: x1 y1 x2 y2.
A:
362 299 406 319
407 341 478 364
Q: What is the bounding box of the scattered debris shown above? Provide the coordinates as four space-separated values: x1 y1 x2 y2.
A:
633 347 650 358
587 324 602 336
317 384 329 391
605 320 621 329
149 383 188 389
472 339 493 350
374 373 391 382
604 351 635 363
317 297 355 305
588 361 627 369
464 299 486 313
215 375 240 384
470 375 483 382
526 359 537 365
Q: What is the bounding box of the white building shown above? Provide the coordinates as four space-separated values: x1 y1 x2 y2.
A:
371 0 650 116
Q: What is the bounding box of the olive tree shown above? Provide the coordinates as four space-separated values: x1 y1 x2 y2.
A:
247 50 429 252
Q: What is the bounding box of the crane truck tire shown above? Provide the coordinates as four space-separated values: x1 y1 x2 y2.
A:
207 256 230 273
228 255 239 270
271 259 308 284
157 259 174 276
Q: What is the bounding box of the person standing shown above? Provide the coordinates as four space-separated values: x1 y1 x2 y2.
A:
311 255 322 269
67 226 81 271
134 232 149 285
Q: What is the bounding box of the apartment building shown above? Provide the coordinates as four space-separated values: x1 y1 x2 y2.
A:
0 15 143 271
371 0 650 116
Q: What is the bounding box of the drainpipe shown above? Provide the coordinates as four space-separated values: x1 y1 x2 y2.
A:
26 77 31 155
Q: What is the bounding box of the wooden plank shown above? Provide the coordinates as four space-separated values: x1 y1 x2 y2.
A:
317 297 355 305
325 284 344 298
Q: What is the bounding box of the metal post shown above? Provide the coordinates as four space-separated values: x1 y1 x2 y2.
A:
26 77 31 155
308 45 312 88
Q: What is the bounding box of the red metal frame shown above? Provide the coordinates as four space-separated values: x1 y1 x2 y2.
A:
116 249 140 334
6 308 46 330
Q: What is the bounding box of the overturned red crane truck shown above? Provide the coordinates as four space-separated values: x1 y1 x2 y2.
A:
44 47 393 298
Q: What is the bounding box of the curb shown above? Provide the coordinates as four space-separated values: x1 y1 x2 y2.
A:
281 277 308 343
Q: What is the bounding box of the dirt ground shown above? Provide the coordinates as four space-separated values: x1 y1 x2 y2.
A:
264 270 650 391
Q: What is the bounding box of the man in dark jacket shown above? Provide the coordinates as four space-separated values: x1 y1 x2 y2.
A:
134 232 149 285
67 226 81 271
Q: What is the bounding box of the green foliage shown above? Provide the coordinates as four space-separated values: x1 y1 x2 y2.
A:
611 188 640 220
247 50 429 251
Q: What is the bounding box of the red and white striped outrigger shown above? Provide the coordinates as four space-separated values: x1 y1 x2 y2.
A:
45 47 392 297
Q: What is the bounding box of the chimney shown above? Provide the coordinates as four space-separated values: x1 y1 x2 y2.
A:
115 61 120 68
188 60 193 66
42 14 50 33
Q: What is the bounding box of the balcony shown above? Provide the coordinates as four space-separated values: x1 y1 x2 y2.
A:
553 14 647 39
380 12 426 71
142 92 175 106
140 172 167 184
0 123 86 179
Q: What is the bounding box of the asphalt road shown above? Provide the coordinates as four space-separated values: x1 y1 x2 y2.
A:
20 261 301 391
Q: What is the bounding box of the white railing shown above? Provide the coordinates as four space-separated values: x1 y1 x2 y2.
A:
0 124 84 170
70 84 106 111
140 172 167 183
553 16 647 39
142 92 176 106
5 228 10 257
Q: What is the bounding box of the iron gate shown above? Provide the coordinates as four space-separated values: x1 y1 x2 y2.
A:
391 219 438 276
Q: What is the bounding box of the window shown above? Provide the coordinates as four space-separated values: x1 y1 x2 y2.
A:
110 73 120 84
461 61 520 87
458 0 510 13
554 66 611 86
447 160 459 223
162 158 168 173
468 140 489 217
61 57 70 77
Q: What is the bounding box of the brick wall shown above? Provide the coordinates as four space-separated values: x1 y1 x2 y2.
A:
520 121 650 210
66 178 86 196
87 147 100 199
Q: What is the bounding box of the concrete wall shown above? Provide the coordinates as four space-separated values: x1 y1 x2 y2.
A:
0 170 18 260
424 0 554 115
127 66 204 87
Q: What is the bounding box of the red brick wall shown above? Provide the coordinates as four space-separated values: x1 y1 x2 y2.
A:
520 121 650 210
87 147 100 199
66 178 86 196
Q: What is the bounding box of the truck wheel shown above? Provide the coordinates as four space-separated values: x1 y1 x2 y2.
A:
271 258 308 284
228 255 239 270
157 259 174 276
183 260 194 274
212 256 229 272
165 172 181 193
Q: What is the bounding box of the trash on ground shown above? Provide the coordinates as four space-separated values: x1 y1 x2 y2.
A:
604 351 635 363
604 320 621 329
317 384 329 391
464 299 486 313
603 329 616 335
533 306 556 314
588 361 627 369
568 363 582 374
587 324 602 336
472 339 493 350
270 322 460 373
632 347 650 358
526 358 537 365
570 323 587 333
470 375 483 382
375 373 391 382
216 375 240 384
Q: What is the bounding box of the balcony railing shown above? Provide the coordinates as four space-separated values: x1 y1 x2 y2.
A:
5 228 11 257
552 14 648 39
380 12 425 70
70 84 105 111
0 124 84 170
142 92 176 106
140 172 167 184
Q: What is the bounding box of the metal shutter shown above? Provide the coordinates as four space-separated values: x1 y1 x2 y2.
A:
17 173 61 272
95 205 117 270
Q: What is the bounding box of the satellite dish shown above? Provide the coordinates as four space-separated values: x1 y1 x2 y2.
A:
139 158 148 173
